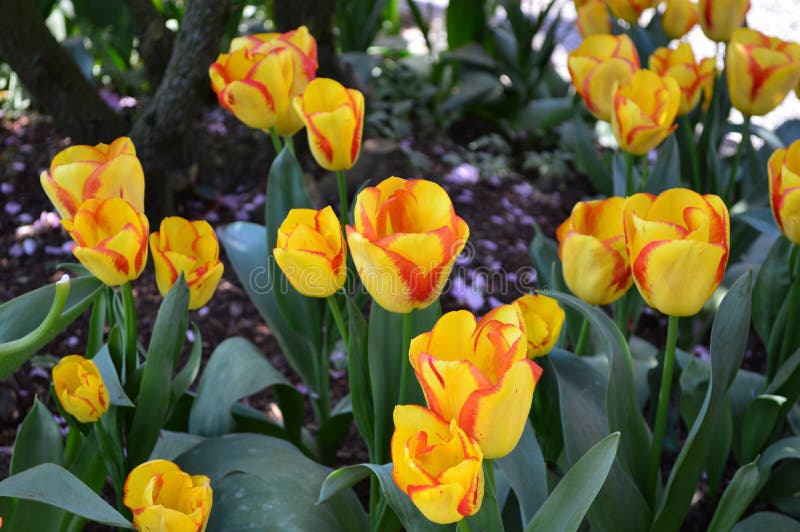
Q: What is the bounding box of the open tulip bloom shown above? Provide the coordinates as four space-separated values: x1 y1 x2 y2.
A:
769 139 800 245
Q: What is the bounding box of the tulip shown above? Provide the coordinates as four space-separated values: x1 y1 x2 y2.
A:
40 137 144 221
697 0 749 42
61 198 149 286
662 0 698 40
150 217 224 310
274 206 347 298
768 140 800 244
568 34 640 122
293 78 365 171
556 197 633 305
512 294 565 357
391 405 483 524
410 305 542 458
606 0 653 23
575 0 611 38
124 460 212 532
649 44 716 116
623 189 729 316
726 28 800 116
611 69 680 156
230 25 318 90
52 355 109 423
347 177 469 313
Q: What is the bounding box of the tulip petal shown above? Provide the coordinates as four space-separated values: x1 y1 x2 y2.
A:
415 354 489 422
124 460 182 509
407 483 467 524
219 80 276 130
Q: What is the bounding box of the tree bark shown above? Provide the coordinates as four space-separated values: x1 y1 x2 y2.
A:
0 0 128 142
123 0 175 89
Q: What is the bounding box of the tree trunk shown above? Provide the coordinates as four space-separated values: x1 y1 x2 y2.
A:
123 0 175 90
0 0 128 142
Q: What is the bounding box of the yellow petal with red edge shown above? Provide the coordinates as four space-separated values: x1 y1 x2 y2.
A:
50 145 105 169
513 294 566 356
219 80 276 130
407 483 468 524
407 180 460 233
587 58 637 122
305 103 359 170
187 261 225 309
346 229 410 313
72 246 134 286
391 405 451 490
132 505 203 532
412 310 476 364
124 460 182 509
315 206 344 253
564 234 631 305
274 247 341 298
90 154 145 213
415 354 488 422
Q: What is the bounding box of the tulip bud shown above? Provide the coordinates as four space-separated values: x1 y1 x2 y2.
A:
769 140 800 244
575 0 611 38
391 405 484 524
649 43 716 116
274 206 347 298
513 294 565 357
410 305 543 458
293 78 365 171
662 0 698 40
347 177 469 313
726 28 800 117
40 137 144 221
606 0 654 23
62 198 149 286
611 69 680 156
698 0 749 42
623 189 730 316
568 34 641 122
52 355 109 423
124 460 213 532
150 217 224 310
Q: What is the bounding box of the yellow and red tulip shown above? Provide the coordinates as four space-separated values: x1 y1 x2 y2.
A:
575 0 611 38
568 34 640 122
293 78 365 171
230 25 317 91
611 69 681 156
662 0 699 40
274 206 347 298
150 217 224 310
697 0 750 42
347 177 469 313
726 28 800 116
512 294 565 358
123 460 213 532
556 197 633 305
623 188 730 316
410 305 542 458
649 43 716 116
605 0 653 23
391 405 484 524
40 137 144 221
769 139 800 244
62 198 149 286
52 355 109 423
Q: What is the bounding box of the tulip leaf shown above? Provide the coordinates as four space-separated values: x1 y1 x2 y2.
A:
562 116 613 196
176 433 367 531
0 463 133 528
497 420 547 524
0 276 103 380
733 512 800 532
652 271 753 531
149 430 205 461
170 323 203 408
93 344 133 407
752 235 792 346
644 135 680 194
345 294 375 454
740 394 788 463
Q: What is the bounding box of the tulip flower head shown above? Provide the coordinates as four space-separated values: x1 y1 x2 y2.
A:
391 405 484 524
662 0 699 40
40 137 144 221
513 294 565 358
557 197 633 305
150 217 224 310
124 460 213 532
649 44 716 116
347 177 469 313
606 0 654 23
769 139 800 244
575 0 611 38
62 198 149 286
568 34 641 122
410 305 543 458
726 28 800 117
294 78 365 171
698 0 749 42
623 189 730 316
52 355 109 423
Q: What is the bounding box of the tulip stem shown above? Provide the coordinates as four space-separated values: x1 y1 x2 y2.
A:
574 318 589 355
336 170 349 230
269 127 283 154
326 295 349 345
398 312 413 405
282 135 295 156
681 115 702 192
640 156 649 191
93 419 125 511
725 115 751 204
624 151 636 195
0 275 69 359
120 282 137 383
457 519 472 532
648 314 679 499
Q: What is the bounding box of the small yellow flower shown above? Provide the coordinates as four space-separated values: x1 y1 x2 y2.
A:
662 0 699 40
52 355 109 423
649 43 716 116
769 140 800 244
513 294 565 357
575 0 611 38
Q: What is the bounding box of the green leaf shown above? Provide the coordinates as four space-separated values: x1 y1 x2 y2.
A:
644 135 680 194
149 430 205 461
733 512 800 532
529 356 564 463
735 209 782 239
345 295 374 454
707 461 761 532
497 421 547 524
176 433 367 531
127 276 189 466
526 432 620 532
514 97 576 132
752 236 792 345
740 394 788 462
93 345 133 407
561 116 613 195
446 0 486 49
170 323 203 408
0 463 133 528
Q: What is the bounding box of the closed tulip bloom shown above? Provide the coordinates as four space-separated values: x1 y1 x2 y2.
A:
662 0 698 40
150 217 224 310
726 28 800 116
52 355 109 423
606 0 653 23
62 198 149 286
769 140 800 244
623 189 730 316
512 294 565 358
274 206 346 298
698 0 749 42
410 305 543 458
347 177 469 313
575 0 611 38
611 69 681 156
124 460 212 532
40 137 144 221
391 405 483 524
557 197 633 305
649 44 716 115
568 34 640 122
294 78 365 171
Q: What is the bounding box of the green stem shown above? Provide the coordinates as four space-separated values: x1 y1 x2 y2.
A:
457 519 472 532
725 115 751 204
85 293 107 359
648 314 679 499
574 318 590 355
640 156 649 191
624 151 636 196
681 115 702 192
613 299 627 338
269 127 283 154
93 420 124 510
120 283 137 383
481 459 505 531
397 312 413 405
336 170 349 230
326 295 349 345
0 275 69 358
282 134 295 156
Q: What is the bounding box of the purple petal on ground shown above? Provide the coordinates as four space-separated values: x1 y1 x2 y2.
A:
18 213 33 224
488 296 504 308
449 276 468 300
22 238 37 255
445 163 479 185
501 197 513 210
62 241 76 253
465 287 485 312
186 329 196 343
12 161 25 172
198 306 210 317
471 272 486 291
207 122 227 135
488 175 501 187
490 215 505 225
693 345 710 363
512 182 534 196
44 245 65 255
9 243 23 257
20 144 33 153
5 201 21 215
119 96 137 108
66 335 80 347
507 272 517 283
205 211 220 223
1 182 13 194
478 239 498 251
520 215 535 226
29 367 49 379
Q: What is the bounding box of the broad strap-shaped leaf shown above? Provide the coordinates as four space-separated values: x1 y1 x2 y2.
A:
644 135 680 194
93 345 133 407
497 421 548 524
732 512 800 532
345 294 374 455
